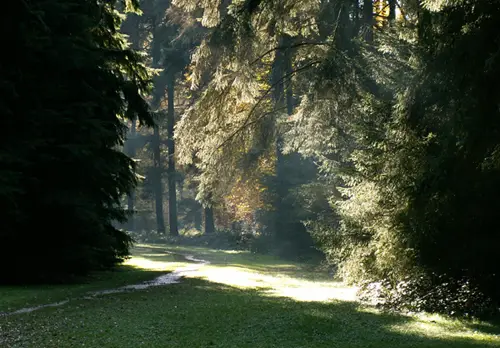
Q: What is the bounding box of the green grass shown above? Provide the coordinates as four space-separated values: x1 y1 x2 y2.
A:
1 243 499 347
141 244 334 281
0 248 183 313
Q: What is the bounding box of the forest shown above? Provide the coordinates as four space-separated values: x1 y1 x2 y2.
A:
1 0 500 346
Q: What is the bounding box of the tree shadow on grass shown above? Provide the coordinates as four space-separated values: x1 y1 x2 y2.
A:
178 279 498 348
0 265 166 313
467 319 500 336
3 277 498 347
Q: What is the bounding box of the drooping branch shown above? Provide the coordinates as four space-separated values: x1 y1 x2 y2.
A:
20 0 50 32
216 106 289 151
216 60 321 151
250 42 329 66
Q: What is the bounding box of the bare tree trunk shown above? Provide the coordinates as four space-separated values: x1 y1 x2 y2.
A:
271 35 294 238
354 0 360 35
126 118 137 231
122 13 141 232
363 0 373 42
194 205 202 231
388 0 396 21
204 206 215 234
152 124 166 234
150 16 167 234
284 41 294 116
166 72 179 236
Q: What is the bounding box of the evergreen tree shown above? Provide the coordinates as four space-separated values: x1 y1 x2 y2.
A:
173 0 500 316
0 0 153 283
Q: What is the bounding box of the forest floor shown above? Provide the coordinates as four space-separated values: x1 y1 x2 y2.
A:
1 244 499 347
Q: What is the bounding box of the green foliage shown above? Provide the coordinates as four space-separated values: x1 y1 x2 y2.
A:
296 0 500 317
178 0 500 317
0 0 152 283
393 0 500 316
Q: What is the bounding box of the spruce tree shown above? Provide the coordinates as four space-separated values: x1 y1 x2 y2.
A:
0 0 153 283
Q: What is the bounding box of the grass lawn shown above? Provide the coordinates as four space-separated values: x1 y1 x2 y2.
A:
1 244 499 347
0 248 187 314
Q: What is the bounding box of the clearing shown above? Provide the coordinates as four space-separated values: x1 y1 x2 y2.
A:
1 244 499 347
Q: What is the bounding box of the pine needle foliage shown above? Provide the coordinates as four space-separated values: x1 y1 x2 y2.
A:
0 0 153 283
172 0 500 316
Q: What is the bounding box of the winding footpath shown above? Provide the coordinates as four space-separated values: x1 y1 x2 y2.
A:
0 254 209 317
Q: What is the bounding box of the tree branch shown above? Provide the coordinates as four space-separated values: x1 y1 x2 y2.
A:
21 0 50 32
250 42 329 66
395 0 408 23
216 60 321 151
216 106 289 151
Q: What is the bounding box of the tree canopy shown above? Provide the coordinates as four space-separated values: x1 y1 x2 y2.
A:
171 0 500 316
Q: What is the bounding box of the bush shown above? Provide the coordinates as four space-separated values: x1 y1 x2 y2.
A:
359 275 499 318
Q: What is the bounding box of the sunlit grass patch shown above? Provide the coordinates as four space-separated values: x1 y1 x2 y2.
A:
137 243 500 344
124 247 189 272
178 264 358 302
1 243 499 347
137 243 357 302
123 257 187 271
386 312 500 344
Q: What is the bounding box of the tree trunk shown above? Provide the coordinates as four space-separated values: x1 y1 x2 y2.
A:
126 192 136 231
126 118 137 231
204 206 215 234
166 72 179 236
150 17 166 234
194 205 202 231
353 0 360 35
121 13 140 50
285 49 294 115
122 13 141 232
271 35 294 238
152 125 166 234
388 0 396 21
363 0 373 42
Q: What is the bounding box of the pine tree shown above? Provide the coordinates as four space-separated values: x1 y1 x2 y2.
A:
170 0 500 315
0 0 153 283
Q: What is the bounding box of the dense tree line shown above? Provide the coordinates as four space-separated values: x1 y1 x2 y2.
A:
172 0 500 316
3 0 499 318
